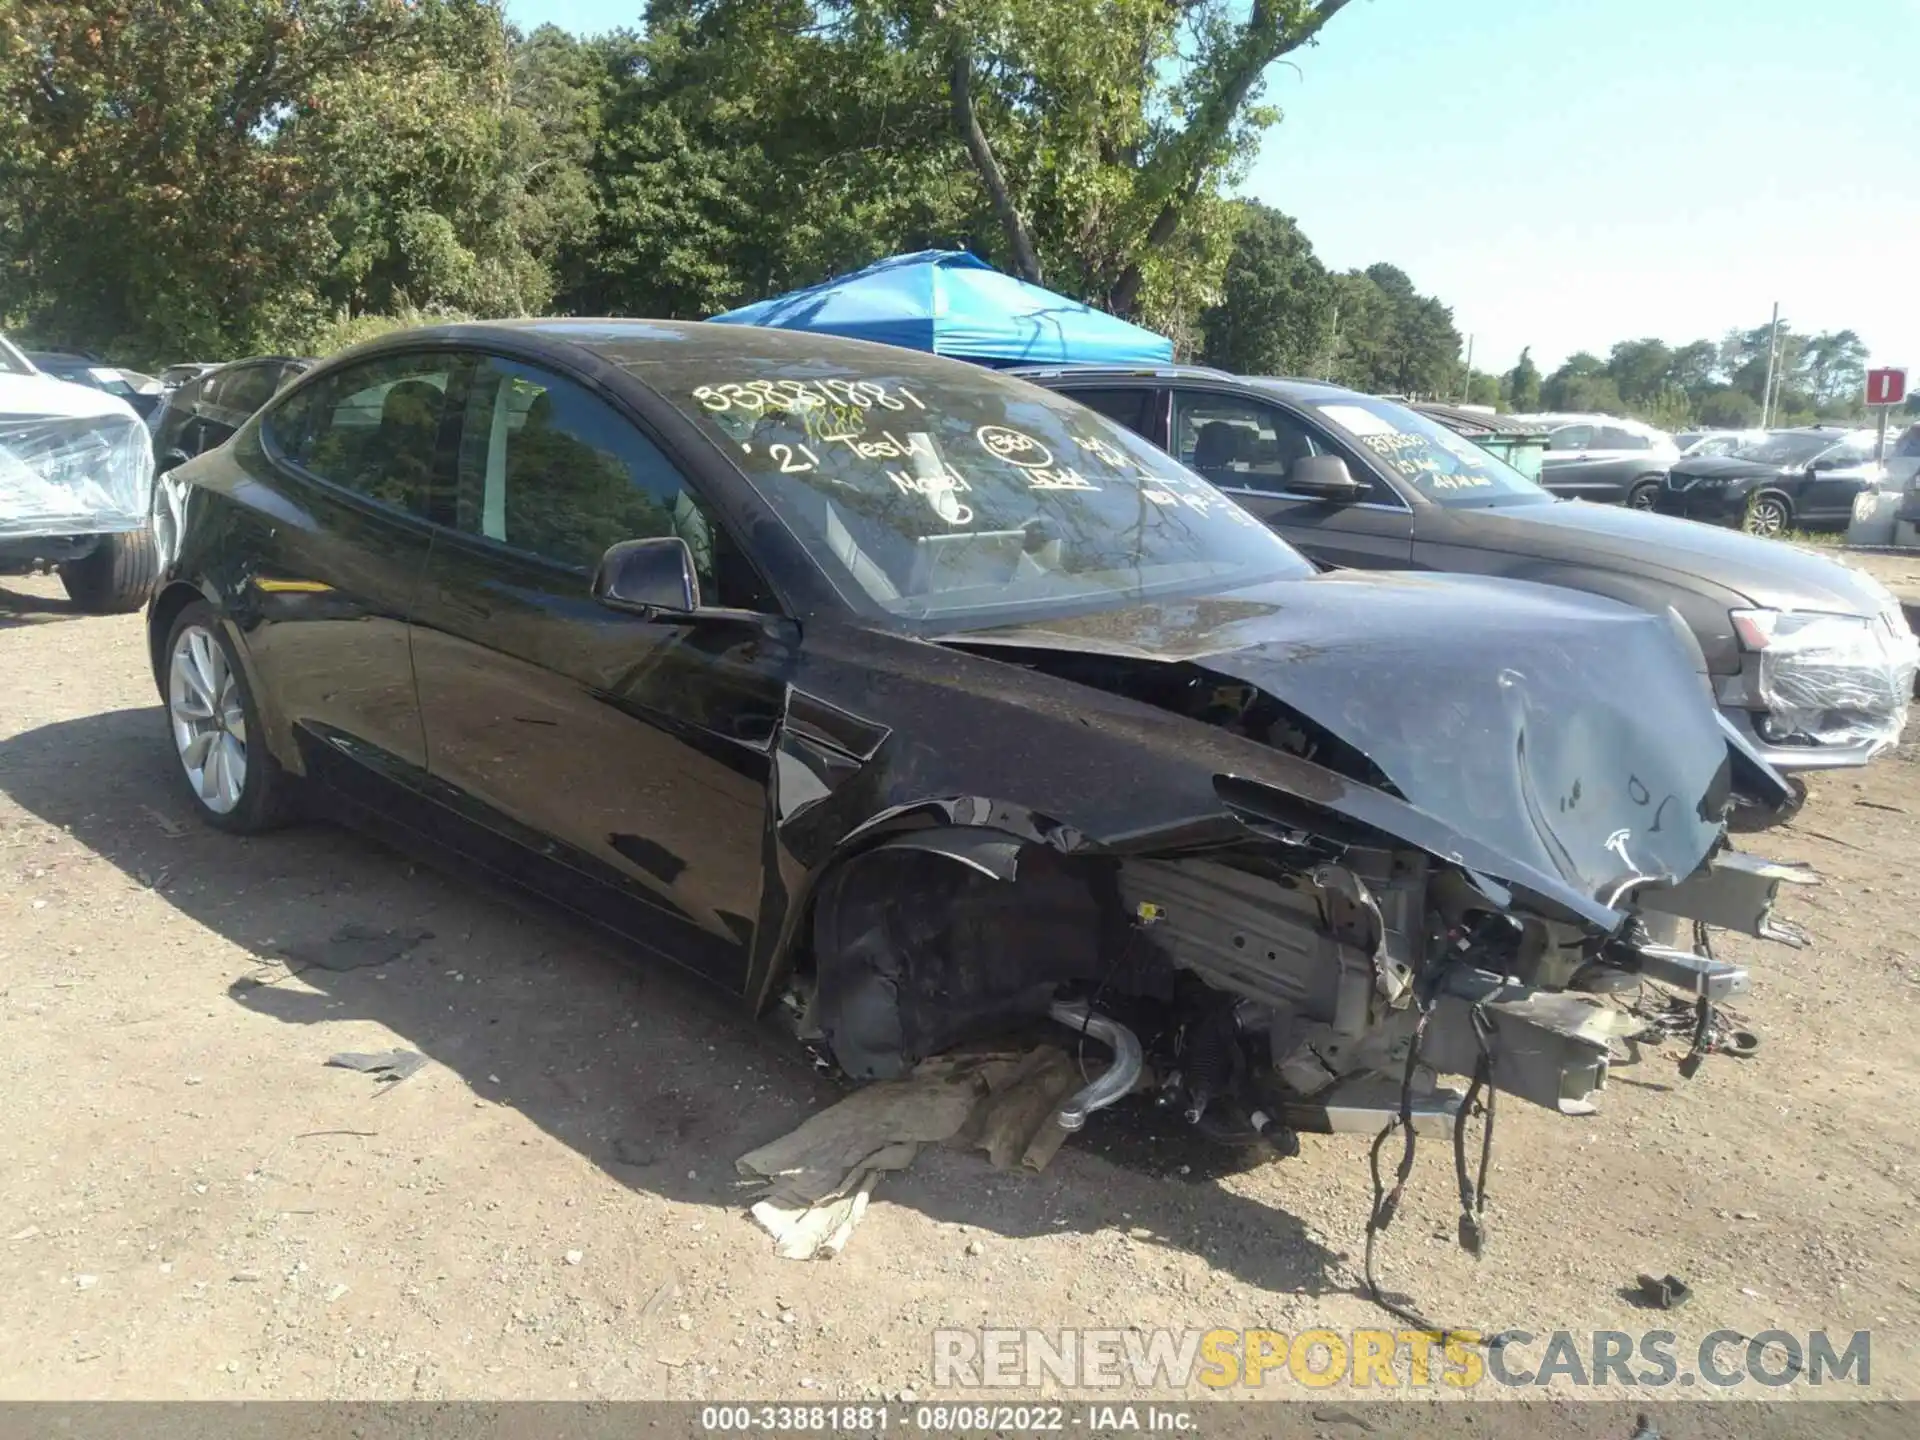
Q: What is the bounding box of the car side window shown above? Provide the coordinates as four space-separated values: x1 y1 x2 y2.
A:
1060 387 1153 438
451 356 769 608
219 364 278 417
1171 391 1331 496
1594 426 1649 451
1548 425 1593 451
266 352 456 516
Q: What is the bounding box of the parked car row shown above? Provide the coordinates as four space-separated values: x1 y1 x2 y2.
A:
1426 405 1905 539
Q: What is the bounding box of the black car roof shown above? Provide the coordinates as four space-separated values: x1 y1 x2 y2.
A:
1011 362 1362 404
1005 361 1235 382
360 319 1225 386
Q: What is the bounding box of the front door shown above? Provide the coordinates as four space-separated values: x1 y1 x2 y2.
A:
407 352 794 992
1804 439 1878 523
1169 388 1413 567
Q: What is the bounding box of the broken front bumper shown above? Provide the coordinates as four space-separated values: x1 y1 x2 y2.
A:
1415 847 1814 1116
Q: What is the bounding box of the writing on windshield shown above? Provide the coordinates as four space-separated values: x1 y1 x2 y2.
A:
668 364 1309 625
1311 398 1542 506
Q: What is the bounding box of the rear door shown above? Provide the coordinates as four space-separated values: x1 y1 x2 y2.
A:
1587 425 1662 503
406 350 793 991
242 348 463 804
1168 387 1413 567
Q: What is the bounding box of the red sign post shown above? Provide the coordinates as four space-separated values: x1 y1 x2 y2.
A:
1867 367 1908 464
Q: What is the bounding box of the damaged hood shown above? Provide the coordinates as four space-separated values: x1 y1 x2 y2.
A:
949 570 1740 904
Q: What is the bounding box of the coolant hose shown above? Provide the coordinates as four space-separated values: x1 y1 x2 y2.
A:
1048 1000 1144 1131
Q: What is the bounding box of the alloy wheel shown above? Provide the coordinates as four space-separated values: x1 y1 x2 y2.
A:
169 623 249 814
1744 498 1788 537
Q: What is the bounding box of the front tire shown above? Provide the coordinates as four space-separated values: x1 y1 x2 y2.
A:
59 528 158 613
1627 478 1661 510
1742 493 1792 537
1728 774 1808 833
163 602 293 833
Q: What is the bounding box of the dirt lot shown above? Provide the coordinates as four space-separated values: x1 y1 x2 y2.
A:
2 571 1918 1403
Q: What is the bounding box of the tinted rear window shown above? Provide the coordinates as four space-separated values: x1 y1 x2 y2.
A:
1053 386 1153 437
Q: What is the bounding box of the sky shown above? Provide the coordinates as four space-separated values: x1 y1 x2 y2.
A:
506 0 1919 377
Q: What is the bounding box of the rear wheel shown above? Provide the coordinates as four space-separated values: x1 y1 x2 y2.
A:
1626 478 1661 510
1742 493 1792 537
59 528 158 613
164 602 293 833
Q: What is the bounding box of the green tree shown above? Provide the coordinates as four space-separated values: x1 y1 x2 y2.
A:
1667 339 1720 397
1797 328 1869 413
903 0 1360 323
1695 388 1760 428
1197 203 1332 377
1323 264 1460 395
1606 337 1674 407
0 0 555 363
1540 353 1624 413
1507 347 1542 410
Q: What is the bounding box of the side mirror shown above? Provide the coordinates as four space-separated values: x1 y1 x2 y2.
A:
1809 456 1841 473
592 536 700 615
1287 453 1366 503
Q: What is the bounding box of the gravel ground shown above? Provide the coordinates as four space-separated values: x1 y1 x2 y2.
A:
2 572 1917 1403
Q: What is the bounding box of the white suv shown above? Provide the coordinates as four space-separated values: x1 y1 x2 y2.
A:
0 332 158 611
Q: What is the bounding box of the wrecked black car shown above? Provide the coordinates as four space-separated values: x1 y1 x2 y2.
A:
147 320 1806 1167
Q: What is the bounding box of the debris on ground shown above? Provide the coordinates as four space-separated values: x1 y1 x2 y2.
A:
323 1049 428 1084
141 805 187 838
1635 1272 1692 1310
282 923 434 973
735 1042 1092 1260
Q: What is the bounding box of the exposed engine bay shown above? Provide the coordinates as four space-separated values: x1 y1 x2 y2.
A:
789 611 1813 1305
800 822 1803 1137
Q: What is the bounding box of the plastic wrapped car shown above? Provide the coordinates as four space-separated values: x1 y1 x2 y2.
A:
0 334 158 612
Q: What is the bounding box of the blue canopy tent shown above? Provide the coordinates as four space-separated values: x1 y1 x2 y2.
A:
706 249 1173 367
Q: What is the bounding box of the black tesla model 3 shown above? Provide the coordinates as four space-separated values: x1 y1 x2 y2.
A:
145 320 1795 1157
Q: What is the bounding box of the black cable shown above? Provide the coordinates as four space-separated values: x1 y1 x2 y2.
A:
1451 1067 1484 1252
1360 942 1508 1350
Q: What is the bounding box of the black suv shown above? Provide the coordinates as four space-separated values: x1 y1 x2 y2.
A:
149 356 312 476
1656 426 1883 536
1015 364 1917 783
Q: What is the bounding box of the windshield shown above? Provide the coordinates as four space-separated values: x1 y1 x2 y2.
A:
1730 433 1840 466
1303 393 1549 507
647 359 1314 628
0 336 32 377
